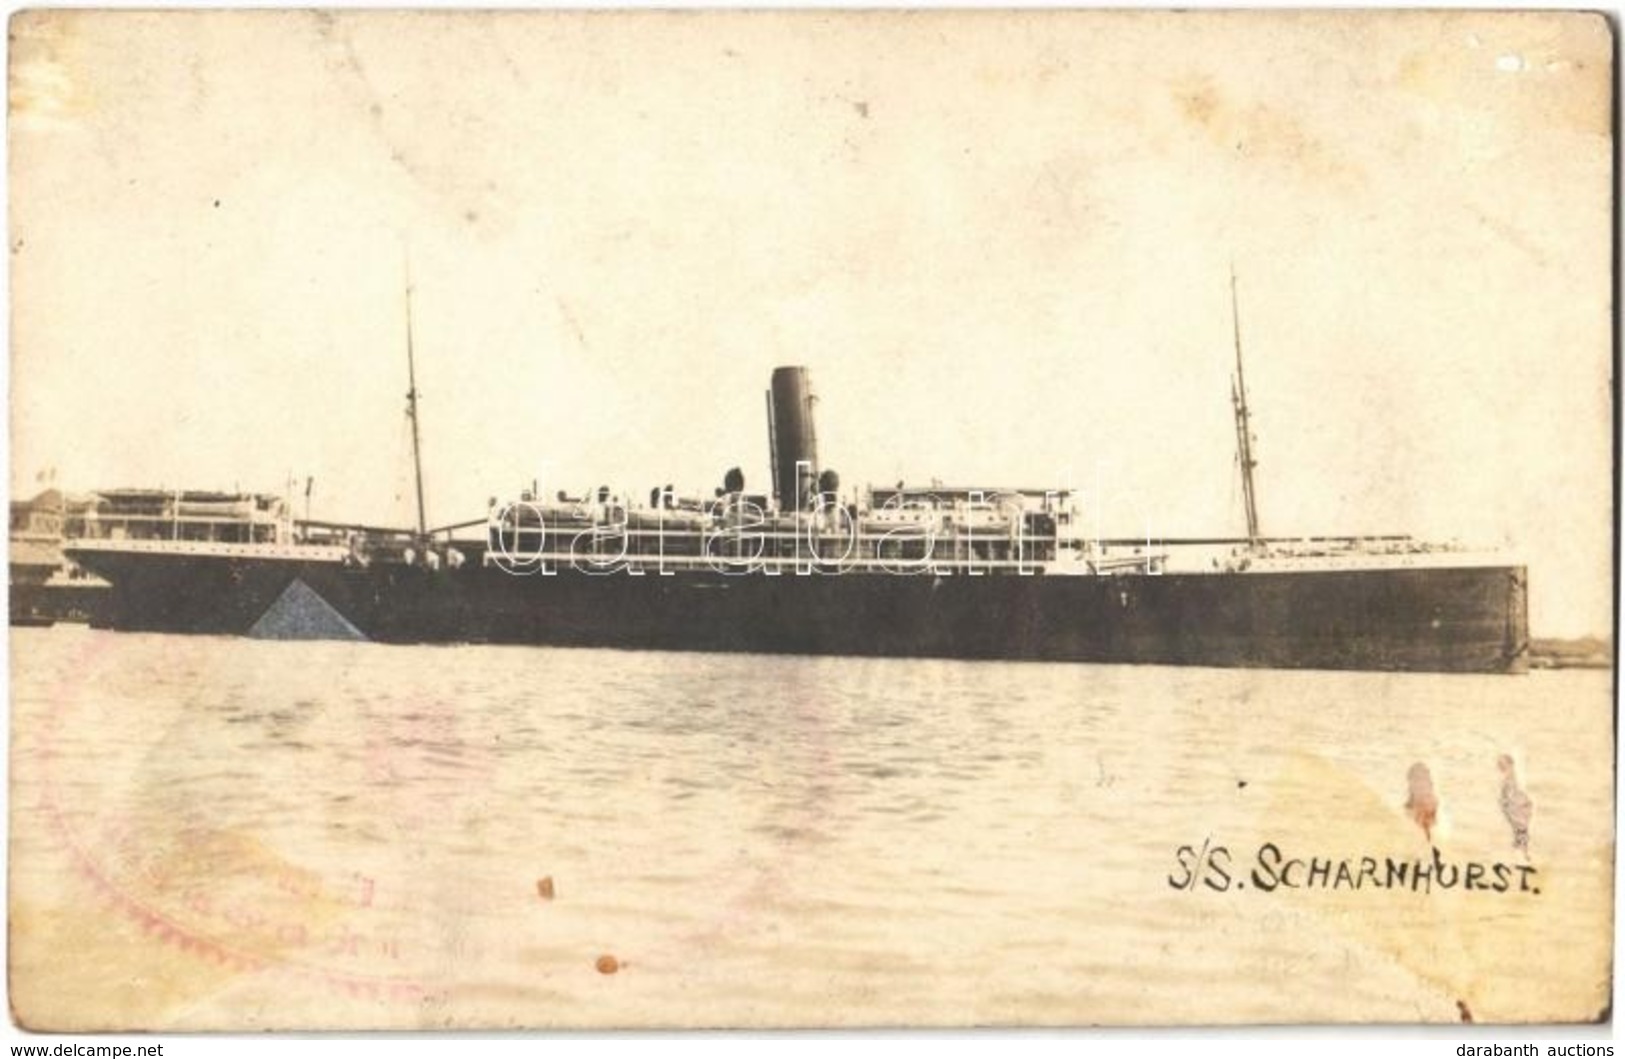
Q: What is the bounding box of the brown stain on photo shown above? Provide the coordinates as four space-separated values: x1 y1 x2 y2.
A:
1262 752 1531 1021
1394 14 1613 139
1405 763 1439 842
1497 755 1533 858
9 11 96 130
1169 75 1365 192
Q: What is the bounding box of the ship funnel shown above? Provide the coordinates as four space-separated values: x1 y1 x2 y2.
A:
767 366 819 512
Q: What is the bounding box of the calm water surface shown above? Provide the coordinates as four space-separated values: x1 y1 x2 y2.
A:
9 628 1614 1028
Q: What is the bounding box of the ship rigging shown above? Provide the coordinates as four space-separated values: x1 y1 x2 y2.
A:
1230 267 1262 548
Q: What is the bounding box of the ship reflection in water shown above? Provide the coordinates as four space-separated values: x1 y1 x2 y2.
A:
8 631 1611 1028
63 364 1528 674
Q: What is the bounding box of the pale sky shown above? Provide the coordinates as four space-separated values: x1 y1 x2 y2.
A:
9 10 1613 637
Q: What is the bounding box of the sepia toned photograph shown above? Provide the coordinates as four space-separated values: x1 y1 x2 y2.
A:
6 8 1615 1031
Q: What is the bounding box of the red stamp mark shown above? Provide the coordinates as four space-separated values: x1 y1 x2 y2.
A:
29 635 435 1004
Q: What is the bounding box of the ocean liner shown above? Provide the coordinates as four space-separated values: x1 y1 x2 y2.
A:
65 294 1529 673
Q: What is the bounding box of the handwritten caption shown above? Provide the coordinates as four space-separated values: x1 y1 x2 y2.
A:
1168 839 1539 895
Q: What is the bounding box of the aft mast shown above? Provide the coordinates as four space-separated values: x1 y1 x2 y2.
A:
405 282 428 541
1229 266 1261 547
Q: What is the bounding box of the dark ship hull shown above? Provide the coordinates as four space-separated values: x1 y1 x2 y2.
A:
70 546 1529 673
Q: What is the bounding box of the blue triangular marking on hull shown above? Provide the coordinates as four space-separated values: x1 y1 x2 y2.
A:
248 579 367 642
